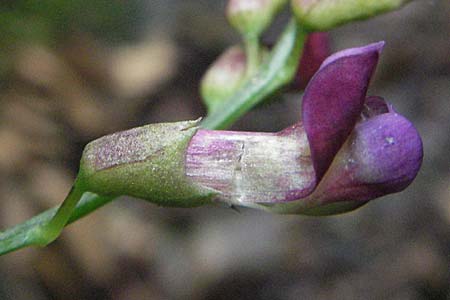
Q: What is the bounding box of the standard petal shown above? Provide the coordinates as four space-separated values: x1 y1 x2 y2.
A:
302 42 384 180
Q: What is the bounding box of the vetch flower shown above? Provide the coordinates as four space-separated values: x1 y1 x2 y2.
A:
80 42 423 215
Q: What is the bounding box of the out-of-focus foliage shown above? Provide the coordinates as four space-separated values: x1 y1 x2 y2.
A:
0 0 141 77
0 0 142 44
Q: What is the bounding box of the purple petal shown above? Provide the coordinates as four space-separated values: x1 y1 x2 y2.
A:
318 42 385 73
186 125 316 205
261 99 423 215
346 113 422 195
361 96 395 118
302 41 384 180
310 108 423 210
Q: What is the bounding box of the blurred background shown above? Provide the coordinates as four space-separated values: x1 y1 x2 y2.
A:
0 0 449 299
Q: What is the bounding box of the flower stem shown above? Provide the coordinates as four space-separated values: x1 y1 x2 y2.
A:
201 19 306 129
40 180 86 243
244 35 261 78
0 191 114 255
0 18 306 256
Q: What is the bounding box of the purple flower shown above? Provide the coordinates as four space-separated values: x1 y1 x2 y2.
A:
186 42 423 215
80 41 423 215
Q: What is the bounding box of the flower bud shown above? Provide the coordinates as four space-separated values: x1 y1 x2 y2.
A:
291 0 412 31
78 120 217 207
227 0 288 38
200 46 247 112
292 32 330 90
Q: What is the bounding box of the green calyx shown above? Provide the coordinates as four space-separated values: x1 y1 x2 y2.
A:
79 119 217 207
291 0 412 31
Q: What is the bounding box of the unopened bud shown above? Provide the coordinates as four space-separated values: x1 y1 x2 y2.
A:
291 0 412 31
227 0 288 38
292 32 330 90
200 46 247 112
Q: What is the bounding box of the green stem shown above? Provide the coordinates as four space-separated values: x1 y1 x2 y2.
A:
67 193 115 224
39 180 86 244
0 18 306 256
201 19 306 129
244 35 261 78
0 192 114 255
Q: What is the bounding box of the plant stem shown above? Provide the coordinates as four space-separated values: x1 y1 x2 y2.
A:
201 19 306 129
244 35 261 78
67 193 115 224
0 18 306 256
0 192 114 255
37 180 86 244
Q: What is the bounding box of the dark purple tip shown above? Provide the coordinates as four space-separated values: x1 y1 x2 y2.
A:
361 95 395 118
293 32 330 90
302 41 384 181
